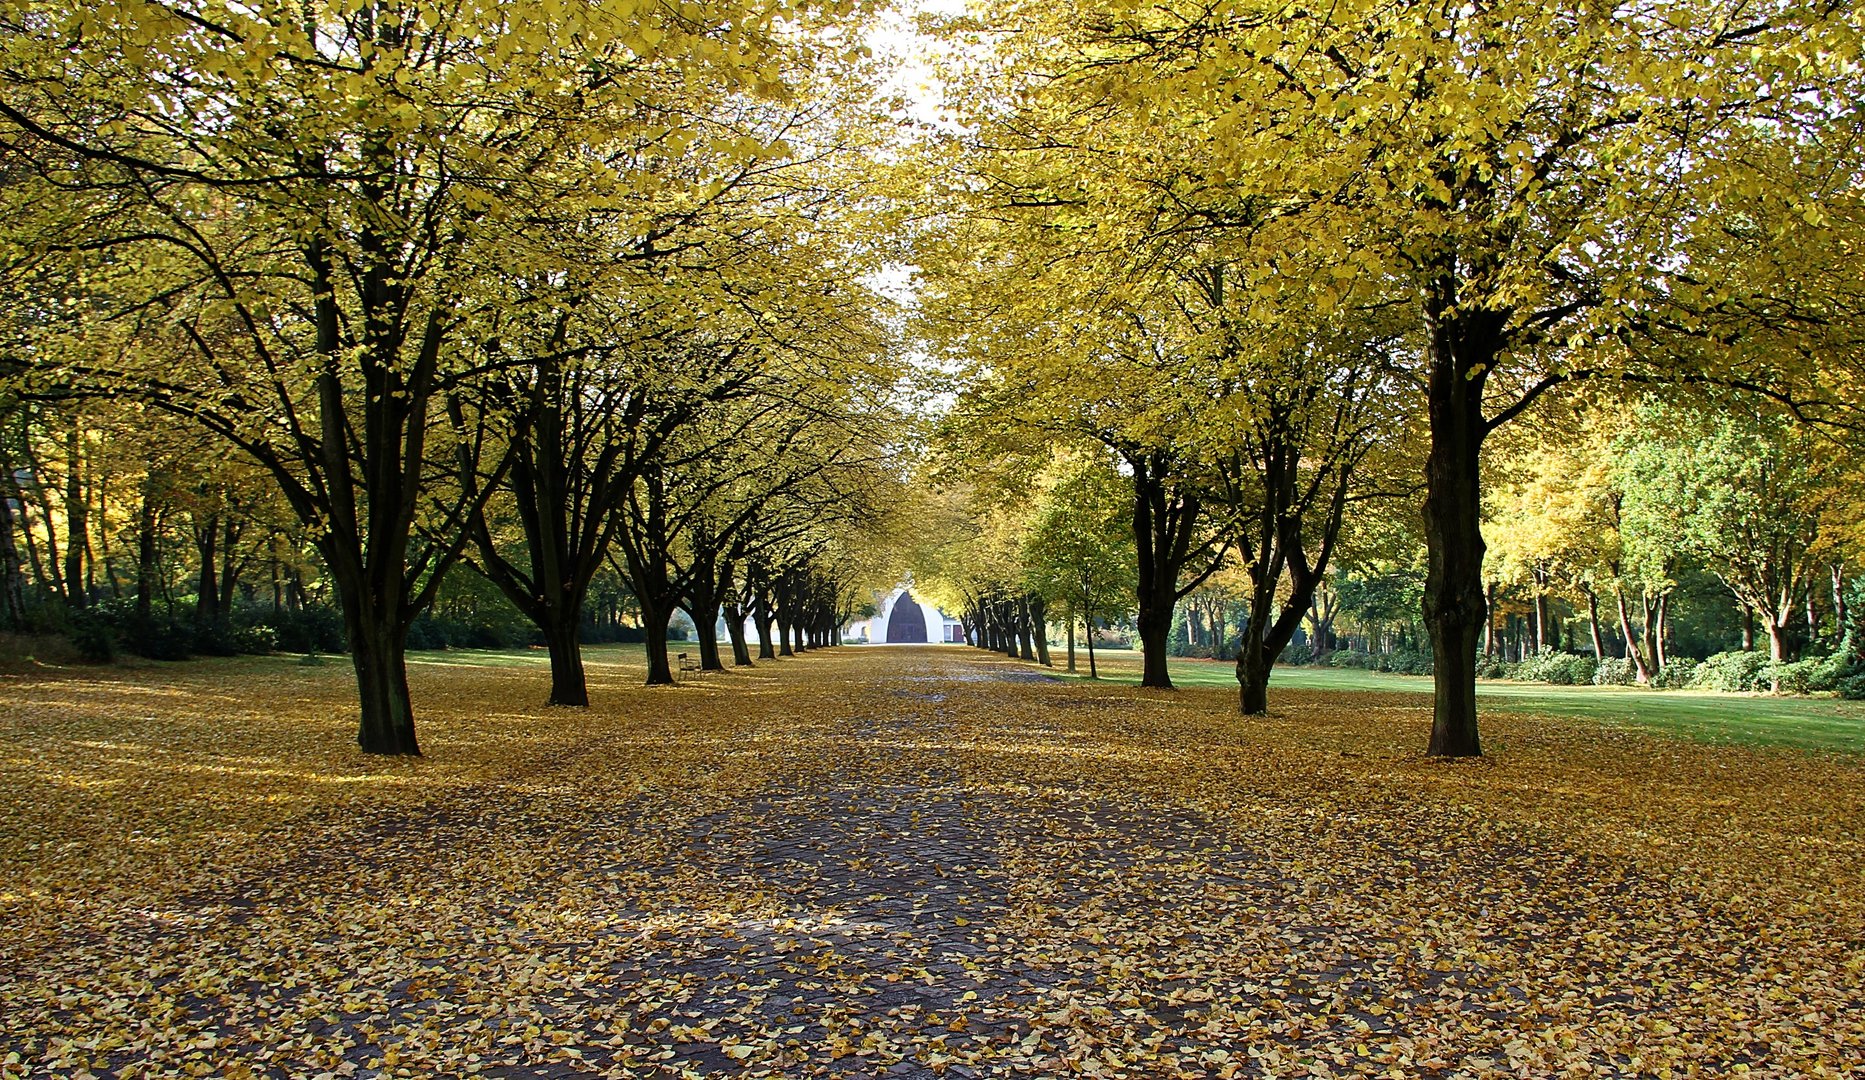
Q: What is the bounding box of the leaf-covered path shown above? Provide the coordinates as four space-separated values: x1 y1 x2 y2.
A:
4 646 1864 1078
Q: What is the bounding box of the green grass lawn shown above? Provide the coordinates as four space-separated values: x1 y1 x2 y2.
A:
285 639 1865 754
1053 647 1865 753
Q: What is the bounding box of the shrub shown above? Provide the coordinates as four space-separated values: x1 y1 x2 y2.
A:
1767 658 1824 696
1691 650 1773 693
1512 648 1596 685
65 611 118 663
1474 654 1512 679
190 620 243 657
1838 673 1865 701
1372 648 1433 676
1329 650 1376 669
124 614 196 660
1652 658 1699 690
1279 643 1314 666
1548 653 1596 685
229 624 278 654
1804 635 1860 693
1594 657 1638 686
265 606 347 654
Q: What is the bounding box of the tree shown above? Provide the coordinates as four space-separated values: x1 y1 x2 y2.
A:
0 0 861 751
929 0 1863 752
1621 401 1843 681
1023 452 1135 676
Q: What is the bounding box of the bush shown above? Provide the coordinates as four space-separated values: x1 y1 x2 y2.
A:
1691 650 1773 693
1594 657 1638 686
190 620 243 657
124 614 196 660
1838 673 1865 700
229 624 277 654
1279 643 1314 666
1804 634 1861 693
1329 650 1376 669
1372 648 1433 676
65 611 118 663
1474 654 1513 680
1510 648 1596 685
265 606 347 654
1652 658 1699 689
1767 658 1824 696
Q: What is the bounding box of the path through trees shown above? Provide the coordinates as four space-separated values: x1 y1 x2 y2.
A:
4 646 1862 1075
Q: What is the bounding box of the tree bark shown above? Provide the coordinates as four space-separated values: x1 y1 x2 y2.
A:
1420 301 1496 758
63 427 86 610
542 611 589 707
0 464 25 628
1029 595 1052 666
1483 581 1497 656
724 602 754 666
641 598 675 685
754 599 776 659
135 467 160 621
1237 617 1272 715
1065 613 1077 673
194 510 221 624
1531 567 1551 654
337 592 420 755
1584 587 1606 659
1615 587 1651 683
690 598 724 670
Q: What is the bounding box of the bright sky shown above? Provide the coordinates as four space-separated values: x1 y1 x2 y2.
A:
868 0 971 128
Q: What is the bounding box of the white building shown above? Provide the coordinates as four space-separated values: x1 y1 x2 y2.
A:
844 580 965 644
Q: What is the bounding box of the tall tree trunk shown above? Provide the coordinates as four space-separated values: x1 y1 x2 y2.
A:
1615 587 1650 683
1531 568 1551 654
1483 581 1497 656
1655 593 1670 672
1765 615 1787 693
1584 587 1606 659
1420 308 1493 757
135 468 159 621
350 635 417 754
754 600 776 660
1642 595 1661 677
542 608 589 707
1017 598 1035 661
0 461 26 628
1029 596 1052 666
1237 613 1272 715
1065 613 1077 673
725 603 754 666
691 600 724 670
194 512 221 624
63 427 86 610
219 518 242 615
1832 564 1848 639
332 580 420 755
641 598 675 686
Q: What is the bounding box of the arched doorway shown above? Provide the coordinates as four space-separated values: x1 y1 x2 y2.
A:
885 591 928 643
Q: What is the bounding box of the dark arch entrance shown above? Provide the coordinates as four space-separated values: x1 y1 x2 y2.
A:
885 592 928 643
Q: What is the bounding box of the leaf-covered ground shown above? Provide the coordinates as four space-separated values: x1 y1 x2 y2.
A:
3 645 1863 1078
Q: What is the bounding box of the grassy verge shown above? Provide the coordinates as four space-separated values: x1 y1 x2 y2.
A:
1046 646 1865 753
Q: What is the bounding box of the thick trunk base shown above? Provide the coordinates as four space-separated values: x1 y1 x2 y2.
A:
544 621 589 707
351 633 420 755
